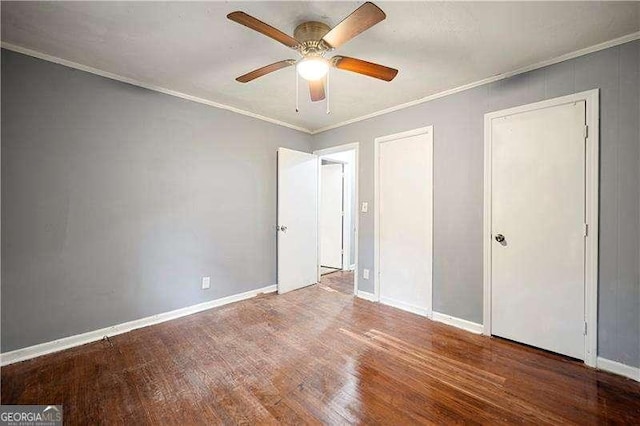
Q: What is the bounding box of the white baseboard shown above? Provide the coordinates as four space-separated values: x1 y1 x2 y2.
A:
0 284 277 366
379 296 431 318
597 357 640 382
356 290 377 302
432 311 484 334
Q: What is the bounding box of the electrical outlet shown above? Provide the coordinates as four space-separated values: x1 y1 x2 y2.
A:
202 276 210 289
363 269 370 280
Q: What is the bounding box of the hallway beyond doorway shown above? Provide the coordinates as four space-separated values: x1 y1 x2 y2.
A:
320 270 354 295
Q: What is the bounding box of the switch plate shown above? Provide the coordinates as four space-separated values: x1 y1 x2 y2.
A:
363 269 370 280
202 276 210 289
361 202 368 213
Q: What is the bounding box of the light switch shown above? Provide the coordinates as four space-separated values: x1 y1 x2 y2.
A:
361 202 368 213
363 269 370 280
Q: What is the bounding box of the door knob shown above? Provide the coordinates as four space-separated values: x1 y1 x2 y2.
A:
276 225 288 232
495 234 505 243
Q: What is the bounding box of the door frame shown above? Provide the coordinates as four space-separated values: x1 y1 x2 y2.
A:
313 142 360 296
483 89 599 367
374 126 434 316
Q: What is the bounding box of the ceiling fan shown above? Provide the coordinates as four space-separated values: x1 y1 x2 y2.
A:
227 2 398 107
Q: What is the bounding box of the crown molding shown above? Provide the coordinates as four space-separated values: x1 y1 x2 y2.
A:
3 31 639 136
310 31 640 135
1 42 313 134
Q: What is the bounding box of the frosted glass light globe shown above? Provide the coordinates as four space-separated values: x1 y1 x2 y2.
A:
297 58 329 81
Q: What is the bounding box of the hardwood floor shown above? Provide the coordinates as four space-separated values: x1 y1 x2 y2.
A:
2 283 640 424
320 266 341 276
320 270 354 295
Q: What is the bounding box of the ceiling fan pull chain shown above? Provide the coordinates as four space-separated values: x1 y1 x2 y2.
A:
326 70 330 115
295 69 299 113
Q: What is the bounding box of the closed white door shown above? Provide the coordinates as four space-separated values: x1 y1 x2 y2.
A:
320 163 344 269
277 148 318 294
377 128 433 316
490 101 586 359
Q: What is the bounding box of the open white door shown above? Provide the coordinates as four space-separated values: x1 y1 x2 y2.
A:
277 148 318 294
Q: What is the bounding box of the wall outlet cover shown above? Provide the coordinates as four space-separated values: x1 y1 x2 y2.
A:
202 276 211 289
361 202 369 213
363 269 370 280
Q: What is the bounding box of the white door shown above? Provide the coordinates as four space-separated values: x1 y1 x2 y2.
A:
277 148 318 294
320 163 344 269
490 101 586 359
377 128 433 316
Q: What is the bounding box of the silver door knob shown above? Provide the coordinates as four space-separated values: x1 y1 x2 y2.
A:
495 234 505 243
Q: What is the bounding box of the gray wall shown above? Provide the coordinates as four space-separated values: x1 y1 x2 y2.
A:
2 41 639 369
1 49 312 352
312 41 640 368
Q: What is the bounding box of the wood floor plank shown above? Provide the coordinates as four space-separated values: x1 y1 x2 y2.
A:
320 270 355 295
2 271 640 424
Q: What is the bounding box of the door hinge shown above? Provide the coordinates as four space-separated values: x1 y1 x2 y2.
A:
583 223 588 237
584 125 588 139
584 321 588 336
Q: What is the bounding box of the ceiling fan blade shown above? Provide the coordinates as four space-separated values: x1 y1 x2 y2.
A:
236 60 296 83
321 2 386 49
309 79 326 102
331 56 398 81
227 11 300 49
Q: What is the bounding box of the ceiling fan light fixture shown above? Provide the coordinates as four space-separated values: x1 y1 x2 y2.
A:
297 57 329 81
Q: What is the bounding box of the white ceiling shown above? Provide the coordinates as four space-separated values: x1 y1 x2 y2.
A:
2 1 639 133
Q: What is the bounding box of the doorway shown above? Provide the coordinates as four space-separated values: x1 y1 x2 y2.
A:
320 159 345 276
314 143 359 296
483 90 599 366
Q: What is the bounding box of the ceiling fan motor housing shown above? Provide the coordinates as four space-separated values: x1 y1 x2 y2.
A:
294 21 332 55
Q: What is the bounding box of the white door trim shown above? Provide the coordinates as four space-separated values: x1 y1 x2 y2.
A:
374 126 434 315
483 89 599 367
314 142 360 296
